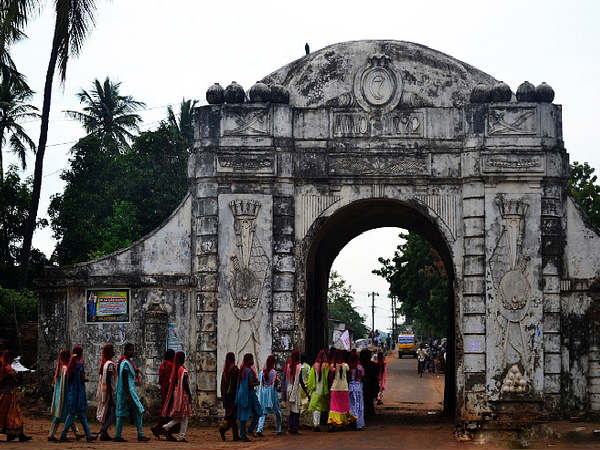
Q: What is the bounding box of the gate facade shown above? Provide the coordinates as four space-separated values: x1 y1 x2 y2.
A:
38 41 600 421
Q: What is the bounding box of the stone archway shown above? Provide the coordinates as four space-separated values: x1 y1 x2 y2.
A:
37 40 600 424
300 198 458 416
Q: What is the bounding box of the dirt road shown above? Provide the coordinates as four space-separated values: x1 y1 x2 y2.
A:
5 415 600 450
379 353 444 414
4 355 599 449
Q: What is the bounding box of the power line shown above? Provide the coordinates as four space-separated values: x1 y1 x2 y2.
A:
19 103 179 125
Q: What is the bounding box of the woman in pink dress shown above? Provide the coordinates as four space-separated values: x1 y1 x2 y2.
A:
327 349 357 430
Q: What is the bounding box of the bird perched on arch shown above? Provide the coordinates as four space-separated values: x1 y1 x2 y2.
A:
305 43 310 55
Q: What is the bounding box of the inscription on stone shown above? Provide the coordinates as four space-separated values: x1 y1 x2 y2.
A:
482 153 544 174
331 110 424 138
216 154 275 174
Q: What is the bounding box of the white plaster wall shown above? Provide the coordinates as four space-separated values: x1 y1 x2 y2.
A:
72 193 193 276
564 196 600 279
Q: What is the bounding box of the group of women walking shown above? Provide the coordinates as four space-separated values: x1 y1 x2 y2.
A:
1 344 387 444
218 347 387 442
0 342 194 443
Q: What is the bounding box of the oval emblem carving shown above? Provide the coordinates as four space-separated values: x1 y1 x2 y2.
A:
354 53 403 114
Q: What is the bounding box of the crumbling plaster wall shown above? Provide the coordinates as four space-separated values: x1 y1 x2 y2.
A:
37 193 195 409
562 196 600 413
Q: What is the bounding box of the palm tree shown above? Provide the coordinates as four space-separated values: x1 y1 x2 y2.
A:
0 0 38 87
0 66 38 180
166 98 197 150
64 77 145 150
20 0 98 286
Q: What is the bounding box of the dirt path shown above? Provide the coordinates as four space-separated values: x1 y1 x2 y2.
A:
379 353 444 414
4 415 600 449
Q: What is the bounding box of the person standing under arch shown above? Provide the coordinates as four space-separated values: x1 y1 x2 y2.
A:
359 349 378 420
348 351 365 430
327 349 357 431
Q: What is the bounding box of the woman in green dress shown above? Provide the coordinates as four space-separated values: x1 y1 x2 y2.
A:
307 349 329 431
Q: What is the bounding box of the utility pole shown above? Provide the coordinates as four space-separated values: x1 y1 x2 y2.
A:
390 295 397 343
369 291 379 333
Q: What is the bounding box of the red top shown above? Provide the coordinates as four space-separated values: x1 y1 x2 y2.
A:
158 360 174 406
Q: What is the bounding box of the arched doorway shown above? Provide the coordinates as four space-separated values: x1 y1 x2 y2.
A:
303 198 458 416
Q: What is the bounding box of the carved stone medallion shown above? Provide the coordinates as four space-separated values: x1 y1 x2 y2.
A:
353 54 403 115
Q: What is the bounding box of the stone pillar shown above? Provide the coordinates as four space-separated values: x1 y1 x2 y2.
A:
462 181 488 418
272 193 296 369
541 183 563 413
195 182 219 411
143 302 168 412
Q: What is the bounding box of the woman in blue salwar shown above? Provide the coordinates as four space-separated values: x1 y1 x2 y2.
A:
59 346 95 442
235 353 263 442
256 355 282 436
113 343 150 442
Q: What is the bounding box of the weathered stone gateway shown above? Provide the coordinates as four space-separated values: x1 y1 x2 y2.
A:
38 41 600 426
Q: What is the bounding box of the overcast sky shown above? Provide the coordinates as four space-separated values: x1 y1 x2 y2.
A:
6 0 600 333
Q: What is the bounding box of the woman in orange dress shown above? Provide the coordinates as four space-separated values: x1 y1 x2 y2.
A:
0 350 31 442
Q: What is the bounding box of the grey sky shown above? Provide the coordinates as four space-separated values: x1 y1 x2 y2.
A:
5 0 600 333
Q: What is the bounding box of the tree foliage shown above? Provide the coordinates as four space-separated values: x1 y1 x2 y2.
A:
327 270 369 339
64 76 145 150
0 65 38 179
0 165 48 288
166 98 197 150
49 123 189 264
373 232 449 337
19 0 98 285
569 161 600 228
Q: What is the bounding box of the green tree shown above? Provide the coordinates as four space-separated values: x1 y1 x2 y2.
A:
20 0 99 286
0 66 38 180
569 161 600 228
0 286 38 358
0 165 47 287
0 0 37 87
166 98 197 150
49 123 189 264
64 77 145 150
327 270 369 339
373 233 449 337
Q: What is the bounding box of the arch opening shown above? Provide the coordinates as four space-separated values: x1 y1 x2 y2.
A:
304 198 457 417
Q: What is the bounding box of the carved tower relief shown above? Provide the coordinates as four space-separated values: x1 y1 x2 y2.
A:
217 195 272 394
486 194 543 400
